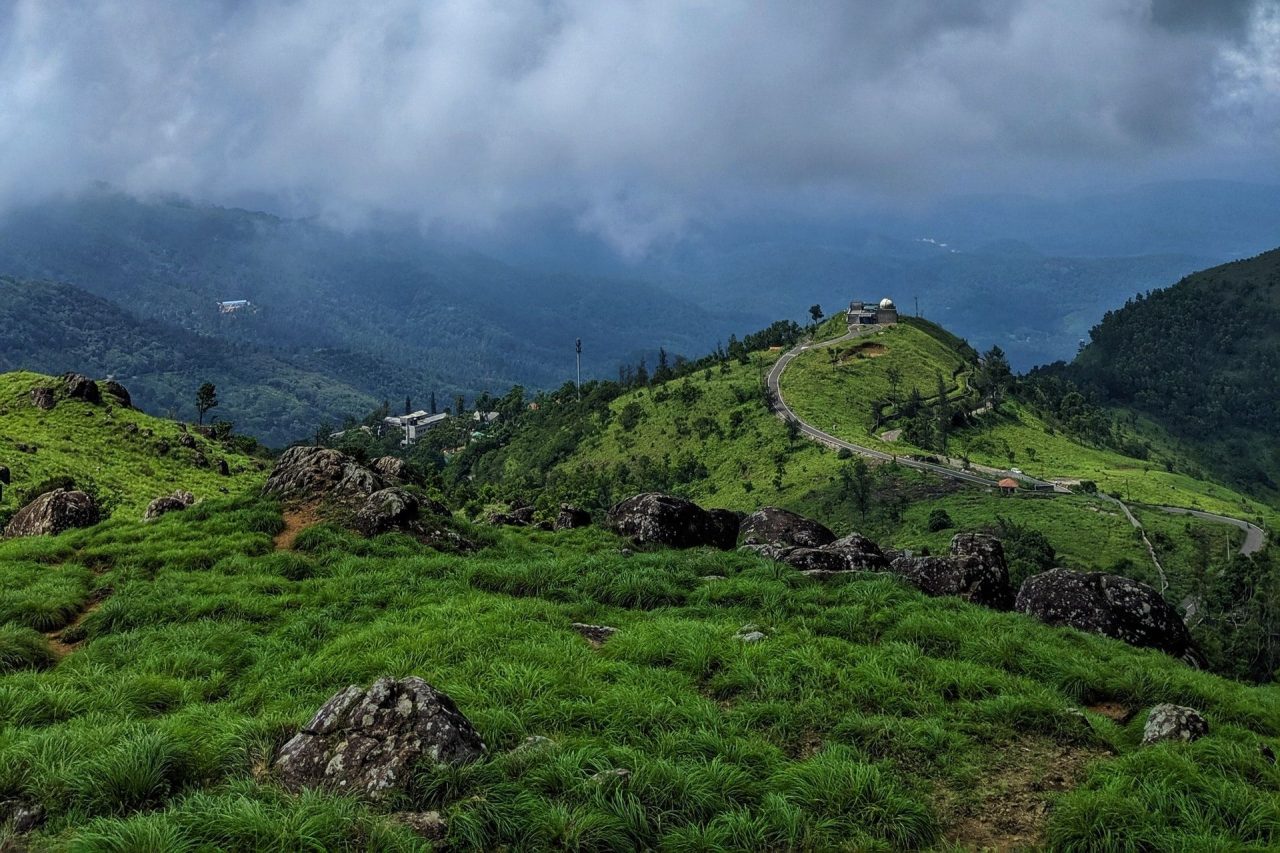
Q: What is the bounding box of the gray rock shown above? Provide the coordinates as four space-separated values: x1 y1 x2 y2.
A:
1015 569 1199 662
274 677 486 800
571 622 618 645
263 446 384 502
739 506 835 548
353 487 420 537
0 466 9 485
30 387 55 410
890 554 1014 610
1141 704 1208 745
1 797 45 833
178 432 198 449
143 490 196 521
217 458 231 477
4 489 100 538
62 373 102 404
370 456 410 484
705 508 746 549
392 810 446 842
604 492 731 550
101 380 132 408
735 624 767 642
554 503 592 531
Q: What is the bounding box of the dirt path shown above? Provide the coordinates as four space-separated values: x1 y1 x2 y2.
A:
45 589 110 656
274 503 322 550
1109 497 1169 594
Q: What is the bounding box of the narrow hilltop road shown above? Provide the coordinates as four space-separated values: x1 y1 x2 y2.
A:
766 325 1268 557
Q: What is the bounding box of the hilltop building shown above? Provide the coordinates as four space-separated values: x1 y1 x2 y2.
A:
217 299 253 314
383 410 449 446
848 298 898 325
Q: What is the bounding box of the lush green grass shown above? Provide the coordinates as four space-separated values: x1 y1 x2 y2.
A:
0 371 267 521
1 498 1278 850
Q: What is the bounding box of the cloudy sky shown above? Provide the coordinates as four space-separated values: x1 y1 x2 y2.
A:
1 0 1277 250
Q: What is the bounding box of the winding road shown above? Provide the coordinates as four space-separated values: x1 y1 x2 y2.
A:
766 323 1268 557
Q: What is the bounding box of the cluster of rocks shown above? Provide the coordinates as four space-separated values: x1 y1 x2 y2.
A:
601 492 1200 664
262 446 466 549
484 501 594 531
29 373 130 412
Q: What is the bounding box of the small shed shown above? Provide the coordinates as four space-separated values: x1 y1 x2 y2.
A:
998 477 1019 494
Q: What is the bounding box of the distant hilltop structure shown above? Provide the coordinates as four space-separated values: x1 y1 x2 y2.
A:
383 410 449 446
848 297 898 325
217 299 253 315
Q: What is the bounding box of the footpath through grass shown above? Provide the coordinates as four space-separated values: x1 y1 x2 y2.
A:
1 498 1277 850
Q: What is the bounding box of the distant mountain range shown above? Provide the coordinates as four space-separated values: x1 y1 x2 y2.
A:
1 180 1277 445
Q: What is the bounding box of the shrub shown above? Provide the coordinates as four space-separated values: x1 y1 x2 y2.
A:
926 508 954 532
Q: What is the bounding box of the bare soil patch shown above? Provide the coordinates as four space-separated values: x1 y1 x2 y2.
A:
45 588 111 656
275 502 322 550
1086 702 1135 724
941 739 1108 851
839 342 888 362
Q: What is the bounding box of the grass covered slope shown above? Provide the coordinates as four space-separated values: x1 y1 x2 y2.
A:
0 500 1277 850
0 371 265 521
781 317 1276 528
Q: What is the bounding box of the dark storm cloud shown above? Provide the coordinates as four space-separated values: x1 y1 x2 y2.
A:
0 0 1276 251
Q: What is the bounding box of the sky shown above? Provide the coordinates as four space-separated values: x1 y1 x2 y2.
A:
1 0 1277 253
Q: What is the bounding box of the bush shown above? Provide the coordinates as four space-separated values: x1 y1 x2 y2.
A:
927 508 954 532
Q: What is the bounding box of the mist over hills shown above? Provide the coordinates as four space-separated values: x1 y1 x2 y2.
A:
1 180 1278 444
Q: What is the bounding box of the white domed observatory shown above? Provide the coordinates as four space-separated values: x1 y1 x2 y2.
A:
876 297 898 324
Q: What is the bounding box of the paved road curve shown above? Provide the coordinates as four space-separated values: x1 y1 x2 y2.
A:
766 325 1268 557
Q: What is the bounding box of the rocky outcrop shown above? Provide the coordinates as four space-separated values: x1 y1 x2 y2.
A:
1142 704 1208 745
881 532 1014 609
739 506 835 549
101 380 132 408
263 446 383 502
604 493 732 550
4 489 100 538
353 488 420 537
554 504 592 531
0 797 45 834
30 387 55 410
371 456 410 484
1015 569 1199 662
61 372 102 404
740 528 889 577
571 623 618 645
486 504 536 527
0 466 9 485
274 677 486 799
142 490 195 521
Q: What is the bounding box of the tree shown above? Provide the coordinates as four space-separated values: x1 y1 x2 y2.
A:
885 365 903 405
654 347 673 383
809 304 824 325
927 508 953 532
195 382 218 425
845 458 873 520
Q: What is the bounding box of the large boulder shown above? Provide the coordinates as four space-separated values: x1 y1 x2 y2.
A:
554 504 591 531
101 380 132 408
890 553 1014 610
143 490 195 521
263 446 383 502
354 487 420 537
61 373 101 404
4 489 100 538
705 508 745 550
0 466 9 485
1142 704 1208 745
1015 569 1198 662
30 387 55 410
605 493 730 550
274 677 486 800
739 506 835 549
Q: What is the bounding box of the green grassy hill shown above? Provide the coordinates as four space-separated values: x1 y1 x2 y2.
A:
0 371 267 522
1 497 1277 850
782 316 1276 529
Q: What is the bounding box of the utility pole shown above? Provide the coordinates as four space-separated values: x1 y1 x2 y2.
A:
575 338 582 400
914 295 920 317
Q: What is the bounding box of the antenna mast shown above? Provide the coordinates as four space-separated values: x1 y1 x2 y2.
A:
575 338 582 400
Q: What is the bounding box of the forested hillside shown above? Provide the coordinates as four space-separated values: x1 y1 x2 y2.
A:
1060 249 1280 499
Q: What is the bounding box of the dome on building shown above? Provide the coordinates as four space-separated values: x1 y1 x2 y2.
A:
879 298 895 310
